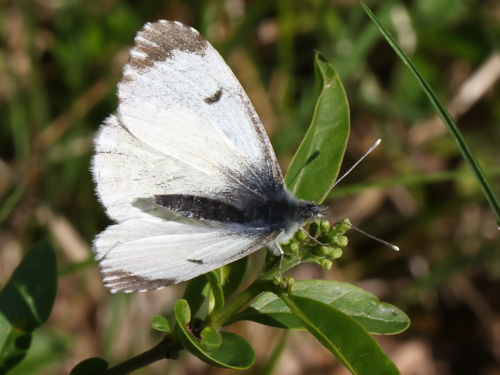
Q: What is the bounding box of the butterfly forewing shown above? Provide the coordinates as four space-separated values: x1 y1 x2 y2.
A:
118 20 283 207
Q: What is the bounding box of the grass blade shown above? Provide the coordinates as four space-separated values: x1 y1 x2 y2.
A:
361 1 500 226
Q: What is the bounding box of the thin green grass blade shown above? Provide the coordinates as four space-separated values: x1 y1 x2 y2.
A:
0 187 24 227
361 1 500 226
262 332 287 375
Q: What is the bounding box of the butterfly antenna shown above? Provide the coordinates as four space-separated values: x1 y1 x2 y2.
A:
299 226 326 246
317 139 381 204
344 221 399 251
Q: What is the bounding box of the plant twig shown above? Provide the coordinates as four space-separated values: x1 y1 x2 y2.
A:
105 336 183 375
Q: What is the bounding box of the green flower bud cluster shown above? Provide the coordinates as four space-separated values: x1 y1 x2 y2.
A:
307 218 351 270
273 276 297 292
280 229 307 256
278 218 351 271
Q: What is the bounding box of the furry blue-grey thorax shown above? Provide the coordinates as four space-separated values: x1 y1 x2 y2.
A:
154 189 321 231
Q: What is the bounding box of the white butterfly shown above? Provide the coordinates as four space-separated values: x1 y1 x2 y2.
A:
92 20 321 293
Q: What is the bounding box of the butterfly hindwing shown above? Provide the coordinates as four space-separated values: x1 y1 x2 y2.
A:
94 218 277 292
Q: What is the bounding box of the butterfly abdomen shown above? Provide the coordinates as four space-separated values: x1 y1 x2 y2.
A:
154 194 245 222
154 190 319 231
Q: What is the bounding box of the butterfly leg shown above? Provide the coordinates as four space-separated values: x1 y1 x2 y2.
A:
275 243 287 288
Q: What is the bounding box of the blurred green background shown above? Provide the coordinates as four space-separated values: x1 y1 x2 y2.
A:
1 0 500 374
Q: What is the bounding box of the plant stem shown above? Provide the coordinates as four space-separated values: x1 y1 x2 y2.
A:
208 255 303 329
105 336 183 375
208 280 271 329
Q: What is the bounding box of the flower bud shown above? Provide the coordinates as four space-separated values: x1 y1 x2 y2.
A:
320 220 330 233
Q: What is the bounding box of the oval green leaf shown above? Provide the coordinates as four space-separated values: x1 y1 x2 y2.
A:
174 300 255 369
183 275 211 320
232 280 409 334
221 257 248 299
285 51 350 202
151 316 170 333
0 242 57 374
200 326 222 354
0 241 57 331
281 294 400 375
0 326 32 373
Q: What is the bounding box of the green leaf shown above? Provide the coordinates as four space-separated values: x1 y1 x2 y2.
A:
0 242 57 374
200 326 222 354
174 300 255 369
285 51 350 203
232 280 409 335
360 1 500 226
280 294 400 375
0 321 32 373
206 270 224 314
183 275 211 320
151 316 170 333
0 241 57 330
221 257 248 299
70 357 109 375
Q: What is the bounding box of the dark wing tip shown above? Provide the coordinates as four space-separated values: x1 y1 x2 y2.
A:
101 268 176 293
125 20 208 75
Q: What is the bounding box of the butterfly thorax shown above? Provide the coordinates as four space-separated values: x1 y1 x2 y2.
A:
154 190 320 231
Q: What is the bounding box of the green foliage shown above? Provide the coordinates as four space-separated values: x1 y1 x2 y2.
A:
220 257 248 299
205 271 225 314
174 300 255 369
231 280 409 334
151 316 170 333
200 327 223 354
182 275 211 320
279 294 401 375
0 242 57 373
285 51 350 202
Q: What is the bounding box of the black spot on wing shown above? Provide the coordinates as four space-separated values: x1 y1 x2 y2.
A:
204 87 223 104
187 259 203 264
